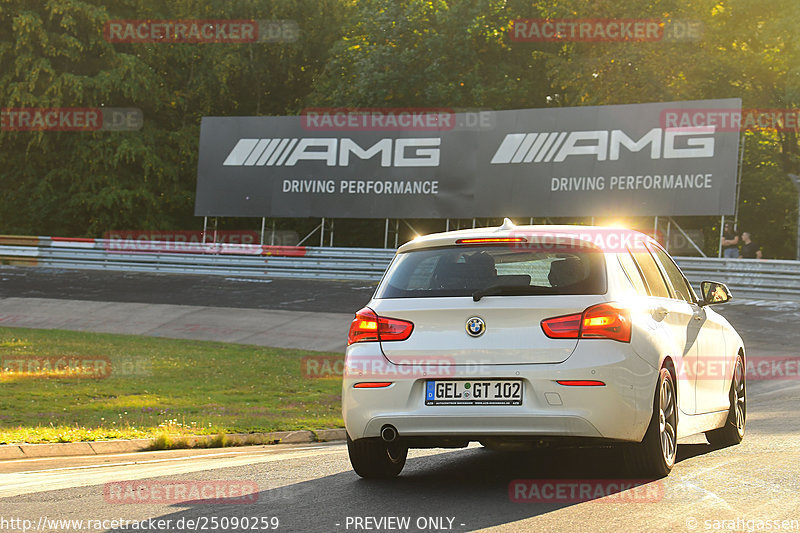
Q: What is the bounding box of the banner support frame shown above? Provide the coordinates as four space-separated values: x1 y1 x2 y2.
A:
670 217 707 258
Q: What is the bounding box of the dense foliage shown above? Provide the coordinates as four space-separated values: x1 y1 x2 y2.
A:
1 0 798 256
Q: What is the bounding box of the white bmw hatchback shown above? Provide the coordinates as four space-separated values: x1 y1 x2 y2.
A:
342 221 746 478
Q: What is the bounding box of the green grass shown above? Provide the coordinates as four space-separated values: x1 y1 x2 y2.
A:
0 327 344 444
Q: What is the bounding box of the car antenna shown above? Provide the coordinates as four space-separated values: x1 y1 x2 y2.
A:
499 218 515 230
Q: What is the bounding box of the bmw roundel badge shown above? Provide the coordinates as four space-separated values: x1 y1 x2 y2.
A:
465 316 486 337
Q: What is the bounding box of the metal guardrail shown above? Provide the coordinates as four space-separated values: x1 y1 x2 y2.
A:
675 257 800 300
0 237 395 281
1 236 799 299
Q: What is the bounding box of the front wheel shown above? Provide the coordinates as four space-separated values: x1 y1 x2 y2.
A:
347 435 408 478
624 367 677 477
705 355 746 446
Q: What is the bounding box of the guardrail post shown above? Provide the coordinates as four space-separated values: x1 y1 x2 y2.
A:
789 174 800 261
666 219 671 252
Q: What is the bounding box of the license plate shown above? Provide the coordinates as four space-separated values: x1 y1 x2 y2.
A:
425 380 523 406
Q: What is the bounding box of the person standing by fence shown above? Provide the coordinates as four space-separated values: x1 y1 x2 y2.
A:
721 222 740 258
739 232 763 259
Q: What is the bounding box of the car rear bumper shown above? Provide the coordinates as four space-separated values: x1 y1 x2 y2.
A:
342 341 658 443
362 413 604 438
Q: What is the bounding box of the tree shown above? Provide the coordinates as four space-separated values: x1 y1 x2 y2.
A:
0 0 349 236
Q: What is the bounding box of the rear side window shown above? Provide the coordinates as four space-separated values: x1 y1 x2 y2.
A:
375 244 607 298
650 245 696 303
618 252 649 296
631 250 671 299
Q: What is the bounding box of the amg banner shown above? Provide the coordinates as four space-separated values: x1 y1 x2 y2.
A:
194 98 741 218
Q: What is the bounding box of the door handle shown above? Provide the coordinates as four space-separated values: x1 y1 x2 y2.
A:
654 306 669 317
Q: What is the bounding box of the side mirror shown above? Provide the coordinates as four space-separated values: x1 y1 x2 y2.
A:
700 280 732 306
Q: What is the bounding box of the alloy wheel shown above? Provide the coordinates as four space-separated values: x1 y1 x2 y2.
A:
659 374 677 466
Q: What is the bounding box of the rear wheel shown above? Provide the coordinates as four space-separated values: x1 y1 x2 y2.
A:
624 367 677 477
705 356 746 446
347 435 408 478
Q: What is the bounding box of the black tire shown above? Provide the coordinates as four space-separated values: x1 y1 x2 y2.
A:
347 435 408 478
705 355 746 446
624 367 677 478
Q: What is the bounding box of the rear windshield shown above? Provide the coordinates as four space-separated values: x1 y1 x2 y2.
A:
375 244 607 299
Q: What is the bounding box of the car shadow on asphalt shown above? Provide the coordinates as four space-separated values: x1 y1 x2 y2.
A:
109 444 675 532
675 441 732 462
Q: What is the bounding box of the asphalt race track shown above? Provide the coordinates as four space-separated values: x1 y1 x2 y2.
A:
1 267 799 532
0 267 377 313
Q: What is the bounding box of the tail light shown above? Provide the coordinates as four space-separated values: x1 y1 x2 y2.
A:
581 303 631 342
541 303 631 343
347 307 414 345
540 313 582 338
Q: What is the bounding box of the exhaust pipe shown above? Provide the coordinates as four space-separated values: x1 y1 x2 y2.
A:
380 425 398 443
